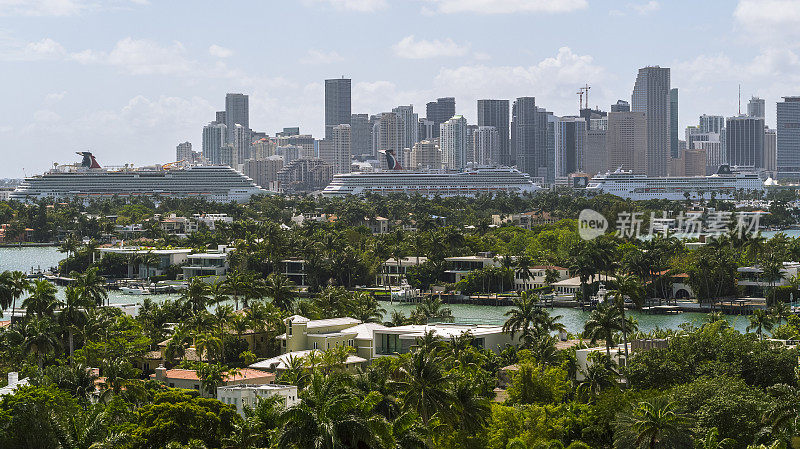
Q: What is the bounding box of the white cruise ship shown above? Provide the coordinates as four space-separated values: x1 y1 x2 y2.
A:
322 166 541 198
585 165 765 201
10 153 269 203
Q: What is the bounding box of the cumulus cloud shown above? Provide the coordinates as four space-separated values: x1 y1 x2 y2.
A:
304 0 387 12
734 0 800 41
423 0 587 14
299 49 345 65
392 35 470 59
208 44 232 58
631 1 660 14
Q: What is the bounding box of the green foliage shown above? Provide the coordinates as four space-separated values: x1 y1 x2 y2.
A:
0 385 80 449
487 402 590 449
507 362 569 405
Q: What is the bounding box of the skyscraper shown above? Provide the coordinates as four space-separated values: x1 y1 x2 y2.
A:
632 66 671 176
374 112 403 162
325 78 352 140
607 111 647 174
466 124 478 164
202 122 227 165
555 117 587 177
699 115 725 133
225 93 249 144
215 111 226 124
473 126 499 166
350 114 372 156
611 100 630 112
232 124 251 166
725 115 764 168
410 140 442 170
777 96 800 176
440 115 468 170
426 97 456 138
477 99 510 165
585 124 607 176
324 124 352 175
765 127 777 173
670 88 679 158
176 142 192 162
511 97 538 176
418 118 435 141
748 96 766 119
392 105 419 151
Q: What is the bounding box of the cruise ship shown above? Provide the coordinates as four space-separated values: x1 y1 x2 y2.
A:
322 166 541 198
585 165 765 201
9 153 269 203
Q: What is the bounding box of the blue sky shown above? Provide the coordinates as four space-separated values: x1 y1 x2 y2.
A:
1 0 799 177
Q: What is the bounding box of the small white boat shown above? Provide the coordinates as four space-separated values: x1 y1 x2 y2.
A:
120 286 150 295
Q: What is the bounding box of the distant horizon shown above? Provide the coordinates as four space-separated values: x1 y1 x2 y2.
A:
1 0 799 177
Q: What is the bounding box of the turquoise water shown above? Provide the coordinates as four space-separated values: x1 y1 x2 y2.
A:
0 246 760 334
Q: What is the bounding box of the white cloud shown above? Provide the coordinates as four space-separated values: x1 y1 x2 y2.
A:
45 91 66 103
733 0 800 41
105 38 193 75
392 35 470 59
423 0 587 14
22 38 66 59
299 49 345 65
0 0 146 16
304 0 387 12
631 1 659 14
208 44 232 58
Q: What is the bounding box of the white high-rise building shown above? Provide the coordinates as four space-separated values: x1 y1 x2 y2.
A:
176 142 193 162
699 115 725 134
410 140 441 170
232 124 251 167
440 115 468 170
324 124 352 175
748 97 766 119
392 105 419 151
225 93 249 144
555 116 587 177
473 126 499 166
202 122 227 165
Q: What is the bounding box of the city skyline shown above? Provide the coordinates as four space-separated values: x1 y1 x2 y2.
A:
1 0 799 177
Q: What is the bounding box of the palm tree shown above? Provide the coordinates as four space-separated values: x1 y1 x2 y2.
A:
695 428 735 449
608 273 644 360
197 362 229 398
59 285 91 360
577 352 619 401
195 332 223 363
23 279 61 318
6 271 30 320
503 291 540 343
764 383 800 440
770 302 791 326
392 349 453 424
613 397 693 449
277 372 388 449
224 269 247 310
411 296 453 324
22 316 61 369
747 309 775 341
265 272 295 313
71 267 107 308
59 234 81 258
182 278 211 314
583 301 623 357
514 256 533 292
0 271 15 314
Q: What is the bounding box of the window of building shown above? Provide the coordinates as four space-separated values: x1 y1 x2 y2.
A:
313 342 318 349
348 339 355 347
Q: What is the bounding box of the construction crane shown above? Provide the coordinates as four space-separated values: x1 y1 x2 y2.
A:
577 90 584 111
583 84 591 110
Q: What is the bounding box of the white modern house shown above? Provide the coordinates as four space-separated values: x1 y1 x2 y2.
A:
378 256 429 286
182 245 233 280
277 315 386 361
97 247 192 279
372 323 517 357
217 384 300 416
513 265 570 291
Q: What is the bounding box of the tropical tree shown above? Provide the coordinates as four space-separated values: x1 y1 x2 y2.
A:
608 273 644 359
182 278 212 314
392 349 453 424
23 279 61 318
695 428 735 449
503 291 542 344
59 285 91 360
577 351 618 401
583 301 623 357
71 267 108 308
197 363 231 398
22 316 61 369
613 397 693 449
747 309 775 341
265 272 295 313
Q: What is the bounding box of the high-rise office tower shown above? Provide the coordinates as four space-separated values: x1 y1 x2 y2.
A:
325 78 352 140
765 127 777 173
473 126 499 166
225 93 249 144
426 97 456 138
585 125 607 176
219 144 234 167
777 96 800 176
251 138 276 160
511 97 538 176
611 100 630 112
374 112 403 159
243 156 284 191
215 111 226 124
477 99 510 165
725 115 764 168
632 66 671 176
555 117 587 177
350 114 372 157
748 96 766 119
202 122 227 165
392 105 419 151
543 111 558 183
440 115 468 170
410 140 442 170
232 124 251 166
176 142 192 162
670 88 679 158
607 111 647 174
466 124 478 164
418 118 435 141
699 115 725 133
323 124 352 174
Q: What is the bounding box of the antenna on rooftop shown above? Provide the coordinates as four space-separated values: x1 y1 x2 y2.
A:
738 84 741 115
